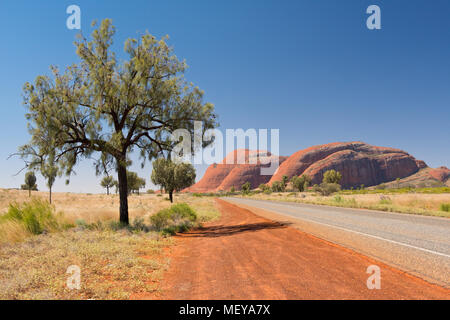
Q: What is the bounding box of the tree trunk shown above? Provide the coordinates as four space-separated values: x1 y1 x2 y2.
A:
49 186 52 204
169 191 173 203
117 163 129 225
28 188 31 197
106 186 110 195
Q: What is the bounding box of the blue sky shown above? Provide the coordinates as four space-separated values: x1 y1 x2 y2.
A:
0 0 449 193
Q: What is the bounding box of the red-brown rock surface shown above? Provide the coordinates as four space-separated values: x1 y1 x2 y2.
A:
269 142 425 189
427 166 450 182
185 150 288 192
187 142 440 192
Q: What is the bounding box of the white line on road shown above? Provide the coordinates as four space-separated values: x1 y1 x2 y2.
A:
229 200 450 259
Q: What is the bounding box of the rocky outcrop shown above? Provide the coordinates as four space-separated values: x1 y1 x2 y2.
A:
185 149 288 192
269 142 424 189
187 141 436 192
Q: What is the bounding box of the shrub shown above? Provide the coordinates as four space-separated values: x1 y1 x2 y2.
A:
334 195 343 203
314 183 341 196
146 189 155 194
440 203 450 212
242 182 251 194
323 170 342 184
0 199 70 235
271 181 285 192
150 203 197 233
291 175 312 192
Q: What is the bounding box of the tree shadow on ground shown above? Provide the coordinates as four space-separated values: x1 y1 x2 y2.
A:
180 221 292 238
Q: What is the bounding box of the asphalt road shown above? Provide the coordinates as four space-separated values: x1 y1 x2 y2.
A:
223 197 450 287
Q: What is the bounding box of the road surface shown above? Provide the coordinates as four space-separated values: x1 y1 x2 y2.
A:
224 197 450 287
145 199 449 299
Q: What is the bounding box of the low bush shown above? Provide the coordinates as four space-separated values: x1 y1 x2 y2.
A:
440 203 450 212
0 199 71 235
313 183 341 196
150 203 198 234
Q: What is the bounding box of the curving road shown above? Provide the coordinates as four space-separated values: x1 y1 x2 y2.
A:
224 197 450 287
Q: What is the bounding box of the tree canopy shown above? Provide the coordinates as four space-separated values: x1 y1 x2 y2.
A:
21 172 38 197
127 171 146 195
151 158 196 202
100 175 116 195
19 19 217 223
322 170 343 185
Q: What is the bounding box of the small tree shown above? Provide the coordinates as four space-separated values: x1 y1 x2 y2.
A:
151 158 196 202
100 176 116 195
291 175 312 192
21 172 37 197
19 19 217 224
271 181 285 192
242 182 251 194
282 175 289 188
323 170 342 185
127 171 146 195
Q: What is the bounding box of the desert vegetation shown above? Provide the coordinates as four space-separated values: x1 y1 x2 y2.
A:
0 190 219 299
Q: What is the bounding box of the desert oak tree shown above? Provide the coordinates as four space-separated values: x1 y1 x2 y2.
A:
20 19 217 224
151 158 196 203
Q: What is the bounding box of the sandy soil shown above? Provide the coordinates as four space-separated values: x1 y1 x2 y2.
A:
150 199 449 300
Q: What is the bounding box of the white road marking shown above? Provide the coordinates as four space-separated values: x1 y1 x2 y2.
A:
228 200 450 259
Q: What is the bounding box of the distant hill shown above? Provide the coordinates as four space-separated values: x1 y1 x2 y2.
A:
186 142 449 192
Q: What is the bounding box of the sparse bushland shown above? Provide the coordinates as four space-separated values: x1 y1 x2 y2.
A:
0 191 220 299
17 19 218 225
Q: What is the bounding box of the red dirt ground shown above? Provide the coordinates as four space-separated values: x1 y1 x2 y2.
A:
146 199 450 300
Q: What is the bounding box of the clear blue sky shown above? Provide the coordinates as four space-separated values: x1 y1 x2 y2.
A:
0 0 449 193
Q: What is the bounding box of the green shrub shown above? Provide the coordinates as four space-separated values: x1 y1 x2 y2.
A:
314 183 341 196
242 182 251 194
0 199 70 235
440 203 450 212
150 203 197 233
271 181 285 192
334 195 343 203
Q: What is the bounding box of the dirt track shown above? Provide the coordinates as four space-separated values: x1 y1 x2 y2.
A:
155 199 450 299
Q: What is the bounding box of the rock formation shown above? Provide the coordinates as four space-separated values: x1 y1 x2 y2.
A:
186 141 445 192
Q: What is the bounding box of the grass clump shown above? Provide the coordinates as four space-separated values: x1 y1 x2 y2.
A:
440 203 450 212
150 203 197 235
0 199 72 242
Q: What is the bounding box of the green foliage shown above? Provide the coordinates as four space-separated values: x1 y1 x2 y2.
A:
151 158 196 202
21 172 37 196
0 199 70 235
19 19 217 224
150 203 197 234
146 189 155 194
127 171 146 195
313 183 341 196
281 175 289 187
271 181 285 192
230 186 235 193
291 174 312 192
333 195 343 203
440 203 450 212
100 176 116 195
323 170 342 184
241 182 251 194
